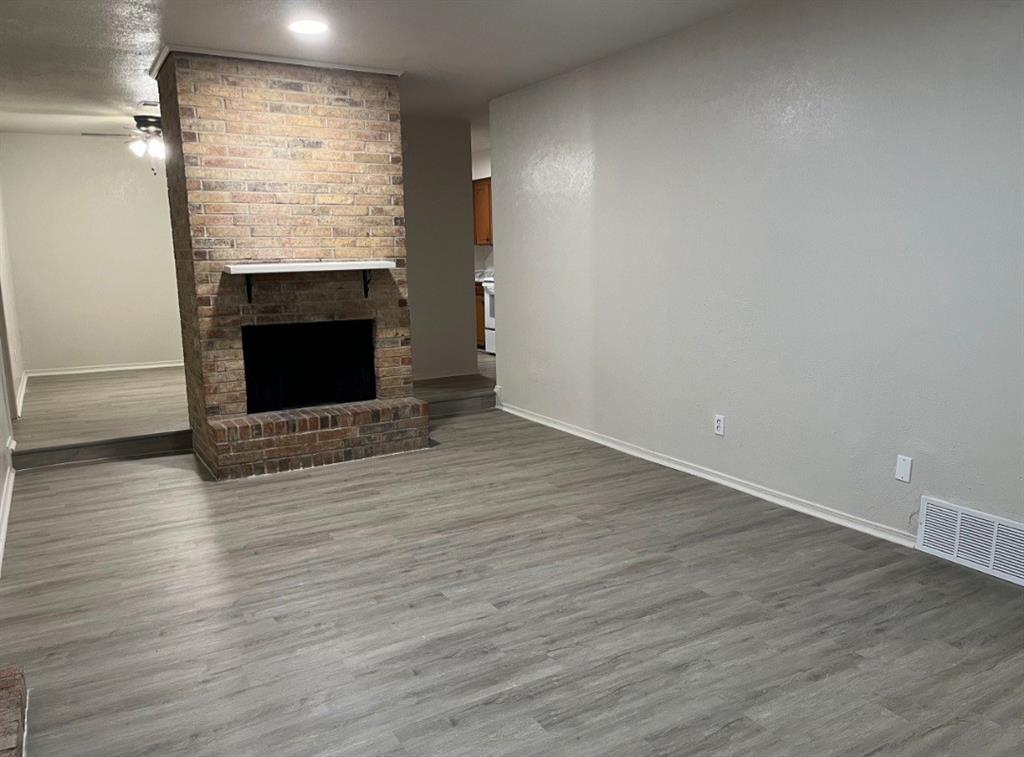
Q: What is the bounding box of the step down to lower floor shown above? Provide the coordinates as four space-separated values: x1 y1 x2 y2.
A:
13 430 193 470
425 390 496 419
11 389 495 469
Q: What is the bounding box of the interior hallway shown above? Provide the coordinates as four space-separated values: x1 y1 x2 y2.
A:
1 411 1019 756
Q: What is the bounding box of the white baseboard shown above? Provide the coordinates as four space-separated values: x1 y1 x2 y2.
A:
24 360 184 378
21 687 29 757
0 450 15 581
501 403 916 549
14 370 26 418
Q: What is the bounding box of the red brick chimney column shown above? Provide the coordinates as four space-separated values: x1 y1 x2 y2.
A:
156 53 428 478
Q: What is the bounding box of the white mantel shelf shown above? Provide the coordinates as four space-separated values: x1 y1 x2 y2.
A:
224 259 396 275
225 259 397 300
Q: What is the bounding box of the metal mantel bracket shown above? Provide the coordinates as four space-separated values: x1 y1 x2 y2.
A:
243 270 373 303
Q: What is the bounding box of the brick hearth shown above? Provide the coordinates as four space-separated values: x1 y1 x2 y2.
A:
156 52 429 478
0 667 25 757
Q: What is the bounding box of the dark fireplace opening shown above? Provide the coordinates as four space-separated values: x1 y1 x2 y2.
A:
241 320 376 413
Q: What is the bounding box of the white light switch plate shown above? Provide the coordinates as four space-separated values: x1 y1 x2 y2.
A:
895 455 913 483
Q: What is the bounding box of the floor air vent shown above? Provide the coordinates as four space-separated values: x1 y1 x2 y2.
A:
917 497 1024 586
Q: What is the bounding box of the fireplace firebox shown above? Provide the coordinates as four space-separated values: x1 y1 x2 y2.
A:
241 320 376 413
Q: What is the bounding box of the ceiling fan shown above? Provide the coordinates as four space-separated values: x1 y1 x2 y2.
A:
81 103 166 166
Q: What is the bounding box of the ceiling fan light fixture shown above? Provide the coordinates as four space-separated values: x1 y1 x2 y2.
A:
128 138 148 157
133 114 162 134
147 138 166 160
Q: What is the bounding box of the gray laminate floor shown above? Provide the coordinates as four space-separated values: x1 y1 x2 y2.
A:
12 367 189 450
413 373 495 403
0 412 1021 756
412 353 497 404
477 350 496 381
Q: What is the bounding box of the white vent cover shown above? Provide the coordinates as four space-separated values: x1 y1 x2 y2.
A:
917 497 1024 586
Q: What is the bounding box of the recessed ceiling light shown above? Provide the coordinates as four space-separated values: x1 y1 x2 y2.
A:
288 19 328 35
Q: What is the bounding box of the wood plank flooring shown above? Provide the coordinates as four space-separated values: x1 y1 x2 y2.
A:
0 412 1021 756
412 372 495 403
413 366 496 418
477 351 496 381
12 368 188 450
412 352 496 405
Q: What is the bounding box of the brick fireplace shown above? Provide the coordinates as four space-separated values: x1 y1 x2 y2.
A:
156 52 429 479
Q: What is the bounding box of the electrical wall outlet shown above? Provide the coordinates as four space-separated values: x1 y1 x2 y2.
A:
895 454 913 483
714 415 725 436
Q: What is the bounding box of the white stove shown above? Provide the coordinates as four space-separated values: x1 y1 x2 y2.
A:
481 278 495 354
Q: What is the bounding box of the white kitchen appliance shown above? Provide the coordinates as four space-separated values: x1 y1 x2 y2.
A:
481 279 495 354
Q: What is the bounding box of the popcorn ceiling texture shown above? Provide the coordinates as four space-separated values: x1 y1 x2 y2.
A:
157 52 428 479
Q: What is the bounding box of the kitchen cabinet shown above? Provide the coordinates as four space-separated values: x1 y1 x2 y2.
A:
473 178 492 245
475 282 486 348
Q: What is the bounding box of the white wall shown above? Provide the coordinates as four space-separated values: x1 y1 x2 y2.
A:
474 245 494 274
403 116 479 380
0 277 14 576
0 169 25 413
491 0 1024 538
472 150 491 181
0 133 181 373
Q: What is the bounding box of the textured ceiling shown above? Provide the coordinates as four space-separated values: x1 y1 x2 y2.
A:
0 0 740 138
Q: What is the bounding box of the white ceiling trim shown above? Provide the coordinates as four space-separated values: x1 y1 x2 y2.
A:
148 45 403 80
